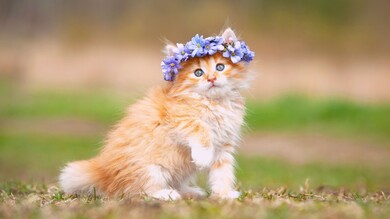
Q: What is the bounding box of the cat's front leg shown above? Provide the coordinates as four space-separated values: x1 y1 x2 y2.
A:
178 175 207 199
177 119 214 168
208 150 240 199
188 137 214 169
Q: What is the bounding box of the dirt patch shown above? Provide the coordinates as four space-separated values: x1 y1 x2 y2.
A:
241 132 390 166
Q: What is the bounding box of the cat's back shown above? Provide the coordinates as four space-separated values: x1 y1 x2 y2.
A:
103 85 171 149
114 85 180 130
127 85 170 122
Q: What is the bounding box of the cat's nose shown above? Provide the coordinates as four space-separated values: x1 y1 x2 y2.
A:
207 77 217 83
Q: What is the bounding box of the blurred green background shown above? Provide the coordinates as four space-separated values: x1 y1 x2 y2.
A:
0 0 389 192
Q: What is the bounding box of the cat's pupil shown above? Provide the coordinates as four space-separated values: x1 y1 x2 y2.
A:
216 64 225 71
194 69 204 77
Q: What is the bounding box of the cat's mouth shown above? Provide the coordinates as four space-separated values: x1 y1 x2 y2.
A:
208 84 219 89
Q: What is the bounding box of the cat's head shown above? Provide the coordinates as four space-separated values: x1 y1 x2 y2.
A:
162 28 254 99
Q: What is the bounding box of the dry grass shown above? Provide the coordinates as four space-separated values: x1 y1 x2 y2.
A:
0 182 389 219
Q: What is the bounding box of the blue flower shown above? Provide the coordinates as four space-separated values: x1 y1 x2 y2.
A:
173 43 190 61
223 41 244 63
240 42 255 62
160 33 254 81
204 36 225 55
213 36 226 51
161 56 181 81
187 34 206 57
163 71 174 81
242 48 255 62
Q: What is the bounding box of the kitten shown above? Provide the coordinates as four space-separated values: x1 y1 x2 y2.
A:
59 28 253 200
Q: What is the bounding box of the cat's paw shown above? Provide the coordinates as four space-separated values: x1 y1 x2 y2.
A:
150 189 181 201
191 146 214 169
211 190 241 199
180 187 207 199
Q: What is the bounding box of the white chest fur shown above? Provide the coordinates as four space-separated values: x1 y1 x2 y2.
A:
200 97 245 149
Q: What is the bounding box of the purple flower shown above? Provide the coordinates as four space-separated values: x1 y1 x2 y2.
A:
213 36 226 51
223 41 244 63
163 71 174 81
240 42 255 62
204 36 225 55
242 48 255 62
187 34 206 57
173 43 190 61
161 56 181 81
160 33 254 80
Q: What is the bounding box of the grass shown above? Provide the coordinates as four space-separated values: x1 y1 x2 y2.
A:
0 181 389 219
0 133 100 180
246 95 390 141
1 87 390 218
2 89 390 139
1 90 127 124
1 132 389 192
237 156 389 191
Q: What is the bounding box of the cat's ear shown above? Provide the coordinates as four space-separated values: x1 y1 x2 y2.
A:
221 28 238 43
163 43 177 56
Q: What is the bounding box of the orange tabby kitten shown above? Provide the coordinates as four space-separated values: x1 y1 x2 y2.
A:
59 28 253 200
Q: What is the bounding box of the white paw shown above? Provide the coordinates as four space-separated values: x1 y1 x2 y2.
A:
212 190 241 199
191 146 214 169
180 187 207 199
150 189 181 201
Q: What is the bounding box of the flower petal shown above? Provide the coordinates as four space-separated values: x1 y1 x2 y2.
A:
234 41 241 49
231 55 241 63
223 51 230 57
217 45 225 51
191 48 198 57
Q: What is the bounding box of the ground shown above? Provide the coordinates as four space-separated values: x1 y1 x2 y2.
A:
0 184 390 218
1 181 389 219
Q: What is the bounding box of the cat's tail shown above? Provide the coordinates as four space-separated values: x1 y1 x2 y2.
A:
59 160 97 194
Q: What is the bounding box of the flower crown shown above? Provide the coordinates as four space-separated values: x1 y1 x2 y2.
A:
161 29 255 81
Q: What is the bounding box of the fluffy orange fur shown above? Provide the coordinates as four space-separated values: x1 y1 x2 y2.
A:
60 28 252 200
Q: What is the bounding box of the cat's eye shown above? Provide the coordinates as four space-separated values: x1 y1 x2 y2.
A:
216 63 225 71
194 69 204 77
